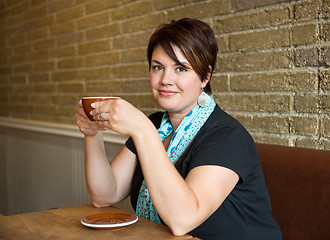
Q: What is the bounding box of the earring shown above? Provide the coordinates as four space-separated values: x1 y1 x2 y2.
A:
198 90 210 107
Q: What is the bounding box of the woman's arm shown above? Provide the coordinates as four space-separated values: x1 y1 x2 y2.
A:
84 133 137 207
132 127 239 236
76 99 137 207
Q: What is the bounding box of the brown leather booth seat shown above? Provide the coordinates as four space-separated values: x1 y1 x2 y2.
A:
256 143 330 240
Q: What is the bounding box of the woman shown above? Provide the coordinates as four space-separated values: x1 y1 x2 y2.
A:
75 18 282 239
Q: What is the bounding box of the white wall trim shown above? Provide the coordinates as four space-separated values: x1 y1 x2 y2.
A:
0 117 127 144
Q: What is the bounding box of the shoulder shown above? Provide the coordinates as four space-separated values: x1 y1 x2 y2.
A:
148 111 164 128
187 105 258 177
201 105 252 141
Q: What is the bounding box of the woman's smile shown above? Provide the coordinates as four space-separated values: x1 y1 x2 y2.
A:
159 90 178 97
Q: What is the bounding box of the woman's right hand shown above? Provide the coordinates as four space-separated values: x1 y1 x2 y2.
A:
75 99 107 137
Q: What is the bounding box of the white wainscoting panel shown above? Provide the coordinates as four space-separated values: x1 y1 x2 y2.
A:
0 117 130 216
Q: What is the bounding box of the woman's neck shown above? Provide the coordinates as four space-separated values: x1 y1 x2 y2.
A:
167 104 199 131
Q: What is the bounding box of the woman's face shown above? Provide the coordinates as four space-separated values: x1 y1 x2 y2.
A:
149 44 207 115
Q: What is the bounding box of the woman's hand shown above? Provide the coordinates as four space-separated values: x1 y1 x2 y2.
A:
75 99 107 137
90 98 151 137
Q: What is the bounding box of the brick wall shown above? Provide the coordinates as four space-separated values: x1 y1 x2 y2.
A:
0 0 329 150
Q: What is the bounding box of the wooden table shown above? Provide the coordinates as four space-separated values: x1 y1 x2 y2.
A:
0 205 198 239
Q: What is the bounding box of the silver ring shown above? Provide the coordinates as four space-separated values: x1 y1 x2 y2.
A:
100 112 106 119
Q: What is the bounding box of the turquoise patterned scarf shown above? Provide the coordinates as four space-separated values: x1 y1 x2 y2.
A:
136 95 216 223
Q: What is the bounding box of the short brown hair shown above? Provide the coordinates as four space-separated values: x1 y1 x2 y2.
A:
147 18 218 94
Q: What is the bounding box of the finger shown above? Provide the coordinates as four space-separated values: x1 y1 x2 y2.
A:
92 98 118 114
94 112 108 121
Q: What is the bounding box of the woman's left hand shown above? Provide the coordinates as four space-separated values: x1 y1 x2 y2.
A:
90 98 151 137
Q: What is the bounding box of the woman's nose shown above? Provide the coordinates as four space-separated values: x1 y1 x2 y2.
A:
161 70 174 85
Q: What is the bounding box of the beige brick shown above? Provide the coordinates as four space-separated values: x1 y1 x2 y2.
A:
12 43 32 55
9 32 25 46
321 0 330 19
33 61 55 71
85 80 121 93
48 0 75 13
231 0 290 11
30 15 54 29
319 68 329 91
292 24 318 45
111 0 152 21
231 113 290 134
218 50 291 71
320 46 330 66
290 116 319 136
11 95 29 105
9 1 30 15
55 5 83 22
28 50 50 61
58 58 85 69
13 104 34 115
215 6 291 33
33 38 55 50
10 75 26 84
121 48 146 63
78 40 110 55
294 94 329 114
31 0 46 7
57 105 77 117
86 52 120 66
27 28 48 40
113 30 151 50
216 35 229 53
229 28 290 51
51 46 76 57
294 0 320 20
78 67 111 80
29 95 52 105
77 12 109 29
153 0 201 10
58 82 84 93
123 94 158 108
112 63 148 78
52 71 79 81
51 95 78 105
33 105 58 118
295 47 319 67
167 0 230 20
230 71 318 91
56 32 83 46
295 137 329 150
105 0 132 8
211 75 228 92
50 21 75 35
122 12 167 33
0 66 11 75
251 133 290 146
0 85 11 94
34 83 56 93
29 73 49 83
85 23 121 40
13 84 34 94
320 117 330 138
120 79 150 93
85 0 108 14
214 93 291 112
14 63 31 73
25 4 47 19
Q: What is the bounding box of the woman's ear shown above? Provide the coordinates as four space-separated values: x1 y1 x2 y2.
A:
201 66 212 88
